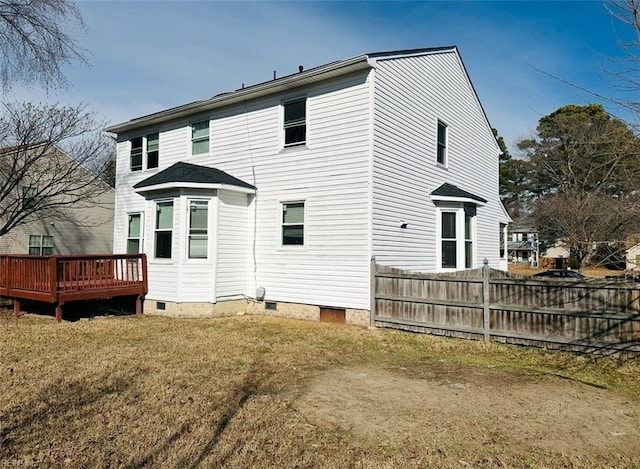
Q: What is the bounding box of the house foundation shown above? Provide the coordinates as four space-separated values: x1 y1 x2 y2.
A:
143 298 370 326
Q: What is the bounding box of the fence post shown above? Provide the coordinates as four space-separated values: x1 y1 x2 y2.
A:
482 258 490 342
370 255 376 328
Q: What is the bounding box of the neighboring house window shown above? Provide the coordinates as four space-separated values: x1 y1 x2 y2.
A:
28 235 53 255
437 120 447 165
500 223 507 258
21 186 37 210
127 213 143 254
441 211 457 269
188 200 208 259
191 121 209 155
283 98 306 146
146 133 159 169
154 201 173 259
130 137 143 171
282 201 304 245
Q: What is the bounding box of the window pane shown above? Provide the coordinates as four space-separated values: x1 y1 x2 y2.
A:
189 237 208 258
130 137 143 171
42 246 53 256
190 201 208 230
42 236 54 248
29 247 40 255
465 241 473 268
127 239 140 254
146 133 159 152
441 212 456 239
192 121 209 139
284 100 305 124
437 145 446 164
147 151 159 168
128 214 141 237
465 214 472 240
29 235 40 246
156 202 173 230
285 125 306 145
437 122 446 145
155 231 172 258
283 225 304 245
442 240 457 268
283 203 304 224
192 139 209 155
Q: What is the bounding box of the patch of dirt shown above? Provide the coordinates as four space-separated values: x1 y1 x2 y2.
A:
296 365 640 459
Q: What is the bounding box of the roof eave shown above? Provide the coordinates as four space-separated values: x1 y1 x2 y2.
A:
106 55 371 134
431 195 487 206
133 181 256 194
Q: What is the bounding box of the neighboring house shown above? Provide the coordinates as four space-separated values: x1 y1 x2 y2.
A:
0 145 114 255
106 46 510 324
507 220 538 266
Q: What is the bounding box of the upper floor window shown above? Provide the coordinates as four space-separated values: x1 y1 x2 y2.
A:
282 201 305 245
283 98 306 146
191 121 209 155
29 234 54 255
155 201 173 259
437 120 447 165
21 186 37 210
127 213 143 254
130 137 143 171
188 200 208 259
146 133 159 169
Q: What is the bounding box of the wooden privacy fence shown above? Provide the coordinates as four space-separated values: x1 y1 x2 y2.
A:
371 258 640 355
0 254 148 322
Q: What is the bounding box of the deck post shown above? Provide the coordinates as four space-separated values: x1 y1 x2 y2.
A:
13 299 20 318
136 294 144 315
55 302 63 323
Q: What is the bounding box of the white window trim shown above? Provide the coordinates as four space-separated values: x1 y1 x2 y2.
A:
191 120 210 156
436 203 476 272
126 212 144 254
186 198 211 262
153 199 174 261
279 199 307 249
436 119 448 167
281 96 307 149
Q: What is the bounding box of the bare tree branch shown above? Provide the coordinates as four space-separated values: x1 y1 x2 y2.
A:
0 0 86 91
0 102 113 237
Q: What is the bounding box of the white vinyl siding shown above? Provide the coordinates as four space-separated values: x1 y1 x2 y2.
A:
372 50 504 271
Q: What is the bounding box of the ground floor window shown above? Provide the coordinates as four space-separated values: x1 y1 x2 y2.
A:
188 200 208 259
28 235 54 255
155 201 173 259
438 204 476 270
282 201 305 245
127 213 143 254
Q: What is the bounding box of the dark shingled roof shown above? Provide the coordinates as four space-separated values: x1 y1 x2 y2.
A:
134 162 255 190
431 183 487 203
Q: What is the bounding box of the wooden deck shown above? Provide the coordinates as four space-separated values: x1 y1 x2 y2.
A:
0 254 148 322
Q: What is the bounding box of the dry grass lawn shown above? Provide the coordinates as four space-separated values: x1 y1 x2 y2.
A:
1 311 639 468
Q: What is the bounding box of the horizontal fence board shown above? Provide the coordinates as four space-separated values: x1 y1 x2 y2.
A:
371 258 640 356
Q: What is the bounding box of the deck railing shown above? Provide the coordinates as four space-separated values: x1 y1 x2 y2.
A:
0 254 148 321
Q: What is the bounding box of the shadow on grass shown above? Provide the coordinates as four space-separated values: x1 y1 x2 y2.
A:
14 296 139 322
0 369 142 460
125 361 272 469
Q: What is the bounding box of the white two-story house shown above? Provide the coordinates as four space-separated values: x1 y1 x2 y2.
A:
106 46 510 324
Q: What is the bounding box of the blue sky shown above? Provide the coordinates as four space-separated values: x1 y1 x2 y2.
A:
10 1 637 153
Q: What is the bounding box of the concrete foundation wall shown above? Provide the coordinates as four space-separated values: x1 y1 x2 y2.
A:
143 298 370 326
